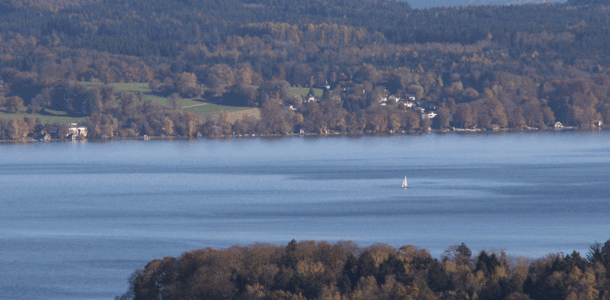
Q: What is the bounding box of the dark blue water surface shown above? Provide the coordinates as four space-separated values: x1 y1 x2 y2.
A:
1 132 610 299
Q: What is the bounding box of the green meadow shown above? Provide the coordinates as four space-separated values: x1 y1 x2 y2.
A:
81 82 203 107
183 103 251 115
289 87 324 97
1 82 319 124
0 109 86 124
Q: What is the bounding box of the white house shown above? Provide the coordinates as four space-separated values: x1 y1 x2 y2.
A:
315 81 331 90
421 112 437 119
67 123 88 137
554 121 563 129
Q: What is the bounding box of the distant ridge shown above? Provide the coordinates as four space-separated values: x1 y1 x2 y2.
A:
406 0 564 9
565 0 610 5
6 0 101 9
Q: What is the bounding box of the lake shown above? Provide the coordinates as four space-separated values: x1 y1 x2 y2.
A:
1 131 609 299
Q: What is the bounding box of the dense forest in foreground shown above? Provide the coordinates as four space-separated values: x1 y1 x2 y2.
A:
117 239 610 300
2 0 610 139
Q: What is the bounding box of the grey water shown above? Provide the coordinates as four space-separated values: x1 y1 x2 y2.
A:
1 131 610 300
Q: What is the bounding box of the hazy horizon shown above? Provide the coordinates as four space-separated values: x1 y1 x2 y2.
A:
408 0 565 9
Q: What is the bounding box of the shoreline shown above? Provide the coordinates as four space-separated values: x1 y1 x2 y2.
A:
0 126 606 144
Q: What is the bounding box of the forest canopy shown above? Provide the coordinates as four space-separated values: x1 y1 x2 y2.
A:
117 239 610 300
1 0 610 140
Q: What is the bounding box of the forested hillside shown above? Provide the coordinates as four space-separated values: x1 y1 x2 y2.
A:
1 0 610 139
118 239 610 300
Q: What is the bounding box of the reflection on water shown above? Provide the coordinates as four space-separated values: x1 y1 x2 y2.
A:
1 131 610 299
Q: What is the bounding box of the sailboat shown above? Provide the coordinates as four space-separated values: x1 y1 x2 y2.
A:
402 176 412 189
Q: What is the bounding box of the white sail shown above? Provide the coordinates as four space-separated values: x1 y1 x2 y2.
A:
402 176 408 188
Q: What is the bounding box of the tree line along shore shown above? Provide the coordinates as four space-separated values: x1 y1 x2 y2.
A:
116 239 610 300
0 79 601 142
2 0 610 140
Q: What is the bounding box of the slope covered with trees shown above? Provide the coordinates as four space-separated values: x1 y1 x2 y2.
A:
117 239 610 300
1 0 610 139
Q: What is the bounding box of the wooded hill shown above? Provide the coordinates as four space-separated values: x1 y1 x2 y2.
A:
117 239 610 300
1 0 610 139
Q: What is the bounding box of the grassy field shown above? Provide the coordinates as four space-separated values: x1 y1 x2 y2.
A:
0 109 86 124
289 87 324 97
183 103 251 115
81 82 203 107
0 82 313 124
87 82 257 120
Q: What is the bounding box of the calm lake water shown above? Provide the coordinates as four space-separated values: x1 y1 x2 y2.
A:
1 132 610 299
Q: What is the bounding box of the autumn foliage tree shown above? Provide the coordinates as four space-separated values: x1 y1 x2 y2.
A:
120 239 610 300
3 96 24 114
4 0 610 139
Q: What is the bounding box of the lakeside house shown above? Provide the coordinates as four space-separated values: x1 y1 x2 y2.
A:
64 123 88 138
314 81 331 90
421 111 437 119
305 89 318 103
403 101 414 108
554 121 563 129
